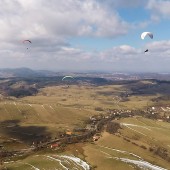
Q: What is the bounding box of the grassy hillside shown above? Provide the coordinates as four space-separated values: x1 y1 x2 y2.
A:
83 117 170 169
0 82 168 146
4 117 170 169
1 79 170 169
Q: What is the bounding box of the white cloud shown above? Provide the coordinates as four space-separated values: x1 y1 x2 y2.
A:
100 45 138 61
146 40 170 55
0 0 131 69
147 0 170 20
0 0 130 41
0 0 169 72
1 40 170 72
0 0 132 70
96 0 146 8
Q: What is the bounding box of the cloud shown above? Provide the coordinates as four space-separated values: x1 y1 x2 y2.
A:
96 0 146 8
86 42 170 72
1 39 170 72
99 45 138 62
0 0 131 69
0 0 130 41
0 0 169 72
147 0 170 21
146 40 170 55
0 0 132 70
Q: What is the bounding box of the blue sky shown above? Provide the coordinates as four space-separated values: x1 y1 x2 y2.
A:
0 0 170 72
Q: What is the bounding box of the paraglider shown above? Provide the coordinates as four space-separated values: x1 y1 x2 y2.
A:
23 40 32 43
22 40 32 49
141 32 153 53
144 49 148 53
62 76 74 88
62 76 74 81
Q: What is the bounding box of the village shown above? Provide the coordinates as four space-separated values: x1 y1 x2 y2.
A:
1 105 170 166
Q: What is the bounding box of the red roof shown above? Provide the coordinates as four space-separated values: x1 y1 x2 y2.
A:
51 143 60 147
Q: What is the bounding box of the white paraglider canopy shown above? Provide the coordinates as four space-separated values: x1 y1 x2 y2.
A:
141 32 153 40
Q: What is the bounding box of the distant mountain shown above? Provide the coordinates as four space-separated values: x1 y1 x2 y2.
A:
1 68 170 80
0 68 56 78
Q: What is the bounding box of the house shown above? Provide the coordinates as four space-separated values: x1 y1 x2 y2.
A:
93 135 100 141
66 130 72 135
50 142 61 148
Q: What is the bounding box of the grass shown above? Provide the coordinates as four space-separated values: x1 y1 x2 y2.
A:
83 130 170 169
5 149 89 170
84 145 133 170
118 117 170 151
0 84 168 146
82 117 170 170
1 83 170 169
23 84 157 110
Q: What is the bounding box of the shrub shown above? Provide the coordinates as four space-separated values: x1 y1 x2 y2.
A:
95 107 104 111
140 145 147 149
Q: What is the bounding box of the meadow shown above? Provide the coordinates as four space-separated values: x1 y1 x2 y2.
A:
84 117 170 169
1 80 170 169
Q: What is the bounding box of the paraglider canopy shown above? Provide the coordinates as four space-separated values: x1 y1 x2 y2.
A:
23 40 32 43
141 32 153 40
62 76 74 81
22 40 32 50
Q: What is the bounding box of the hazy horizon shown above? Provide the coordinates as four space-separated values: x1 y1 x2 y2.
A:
1 67 170 74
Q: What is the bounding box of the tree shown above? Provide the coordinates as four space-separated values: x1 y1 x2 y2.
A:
106 122 121 134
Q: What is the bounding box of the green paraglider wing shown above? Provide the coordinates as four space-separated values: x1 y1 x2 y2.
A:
62 76 74 81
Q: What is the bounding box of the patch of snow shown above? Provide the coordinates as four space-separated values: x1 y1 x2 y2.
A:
100 150 167 170
119 158 167 170
121 123 151 131
50 105 55 111
60 155 90 170
41 105 46 110
24 163 40 170
100 146 167 170
125 125 147 136
99 145 142 159
47 156 68 170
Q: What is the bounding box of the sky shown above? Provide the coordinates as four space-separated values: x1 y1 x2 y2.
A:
0 0 170 73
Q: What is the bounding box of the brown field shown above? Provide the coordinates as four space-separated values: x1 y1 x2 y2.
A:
1 83 170 169
83 117 170 169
